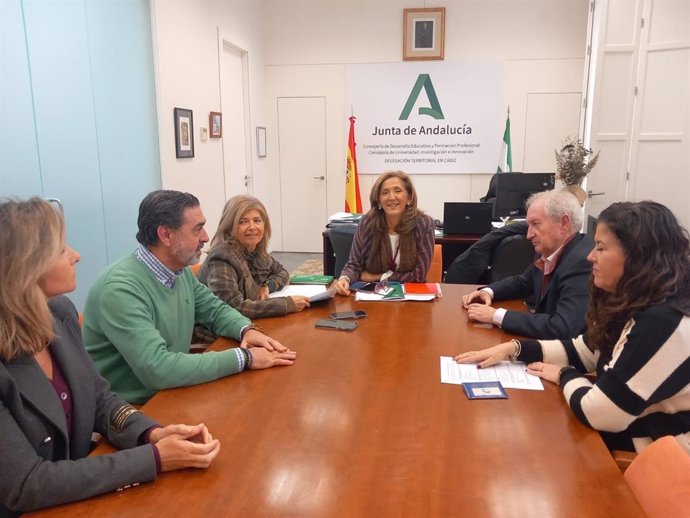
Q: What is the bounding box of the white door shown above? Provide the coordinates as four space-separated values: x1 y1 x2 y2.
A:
585 0 690 226
220 42 251 197
626 0 690 225
278 97 328 252
585 0 642 217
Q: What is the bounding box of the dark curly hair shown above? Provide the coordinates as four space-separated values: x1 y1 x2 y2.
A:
586 201 690 358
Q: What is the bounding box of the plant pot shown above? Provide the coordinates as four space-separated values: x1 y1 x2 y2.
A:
562 184 587 206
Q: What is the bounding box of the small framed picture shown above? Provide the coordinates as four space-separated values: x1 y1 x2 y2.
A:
209 111 222 138
256 126 267 157
174 107 194 158
403 7 446 61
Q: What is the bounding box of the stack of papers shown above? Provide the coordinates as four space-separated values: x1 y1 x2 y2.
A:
403 282 443 301
354 282 405 302
439 357 544 390
328 211 362 221
355 282 442 302
268 284 335 302
327 212 362 226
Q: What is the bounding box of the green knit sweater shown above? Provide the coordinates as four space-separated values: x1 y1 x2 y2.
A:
83 253 251 404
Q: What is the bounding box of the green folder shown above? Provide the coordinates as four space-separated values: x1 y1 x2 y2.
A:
381 282 405 300
290 274 334 285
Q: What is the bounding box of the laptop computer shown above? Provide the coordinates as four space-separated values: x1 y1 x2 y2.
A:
443 202 493 235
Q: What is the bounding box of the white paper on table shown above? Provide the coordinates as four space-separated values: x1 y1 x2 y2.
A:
354 291 403 302
403 294 437 301
439 356 544 391
355 292 434 302
269 284 335 302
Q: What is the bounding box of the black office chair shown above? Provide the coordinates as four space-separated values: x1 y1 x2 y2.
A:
328 225 357 278
482 234 535 284
480 172 498 204
444 221 528 284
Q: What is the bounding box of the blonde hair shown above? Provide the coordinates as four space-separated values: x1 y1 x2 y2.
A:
0 198 64 361
210 195 272 255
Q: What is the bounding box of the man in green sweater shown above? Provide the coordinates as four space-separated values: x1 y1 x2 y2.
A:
83 190 296 404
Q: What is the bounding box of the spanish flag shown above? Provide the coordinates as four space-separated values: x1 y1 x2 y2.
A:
345 115 363 213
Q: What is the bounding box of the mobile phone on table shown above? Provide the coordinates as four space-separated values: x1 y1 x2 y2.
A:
330 310 367 320
314 319 358 331
349 281 375 292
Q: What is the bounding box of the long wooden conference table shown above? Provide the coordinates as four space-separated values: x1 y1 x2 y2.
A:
31 285 644 517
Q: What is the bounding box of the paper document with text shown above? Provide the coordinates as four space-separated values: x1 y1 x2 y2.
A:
439 356 544 390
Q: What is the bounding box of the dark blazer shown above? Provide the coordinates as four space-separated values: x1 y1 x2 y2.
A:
0 296 157 517
488 233 593 339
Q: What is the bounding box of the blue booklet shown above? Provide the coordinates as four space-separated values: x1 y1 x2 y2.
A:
463 381 508 400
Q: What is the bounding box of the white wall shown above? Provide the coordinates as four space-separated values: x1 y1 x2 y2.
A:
262 0 590 244
1 0 160 309
151 0 589 249
151 0 268 242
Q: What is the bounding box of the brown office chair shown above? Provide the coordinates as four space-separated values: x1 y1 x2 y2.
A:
189 262 203 276
427 244 443 282
623 436 690 518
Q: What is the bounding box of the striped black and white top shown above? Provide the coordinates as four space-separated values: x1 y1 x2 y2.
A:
519 303 690 453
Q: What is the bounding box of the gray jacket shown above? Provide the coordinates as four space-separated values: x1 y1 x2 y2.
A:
0 296 158 517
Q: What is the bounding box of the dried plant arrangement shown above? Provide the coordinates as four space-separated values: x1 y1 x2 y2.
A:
555 136 600 186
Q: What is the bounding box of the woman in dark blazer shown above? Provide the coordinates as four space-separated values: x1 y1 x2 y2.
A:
0 198 220 517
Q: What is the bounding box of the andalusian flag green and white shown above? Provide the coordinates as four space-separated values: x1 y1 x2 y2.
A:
497 109 512 173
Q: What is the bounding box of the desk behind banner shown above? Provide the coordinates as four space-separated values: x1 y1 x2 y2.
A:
29 285 643 518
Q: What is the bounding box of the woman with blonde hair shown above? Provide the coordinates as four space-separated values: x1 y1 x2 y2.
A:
0 198 220 516
198 195 309 318
334 171 435 295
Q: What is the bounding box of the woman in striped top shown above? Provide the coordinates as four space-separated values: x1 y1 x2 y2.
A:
455 201 690 453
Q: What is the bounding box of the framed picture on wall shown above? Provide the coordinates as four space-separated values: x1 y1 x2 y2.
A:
174 107 194 158
257 126 267 157
403 7 445 61
209 111 222 138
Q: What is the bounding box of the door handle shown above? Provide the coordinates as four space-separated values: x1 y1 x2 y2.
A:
313 176 325 180
587 190 606 198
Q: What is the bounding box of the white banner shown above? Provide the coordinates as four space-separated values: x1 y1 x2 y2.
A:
346 62 503 174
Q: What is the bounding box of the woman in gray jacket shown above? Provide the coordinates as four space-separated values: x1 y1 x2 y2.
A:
0 198 220 517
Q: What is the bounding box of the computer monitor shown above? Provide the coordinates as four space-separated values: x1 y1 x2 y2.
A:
493 173 555 219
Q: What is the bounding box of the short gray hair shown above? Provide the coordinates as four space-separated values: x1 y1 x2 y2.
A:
526 189 583 232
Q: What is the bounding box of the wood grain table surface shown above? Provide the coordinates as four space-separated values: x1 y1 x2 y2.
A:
29 284 643 518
